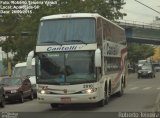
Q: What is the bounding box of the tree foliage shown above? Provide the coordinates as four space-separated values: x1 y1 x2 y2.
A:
128 43 154 63
0 0 126 66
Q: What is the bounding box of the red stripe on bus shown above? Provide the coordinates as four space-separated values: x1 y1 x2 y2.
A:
112 47 127 87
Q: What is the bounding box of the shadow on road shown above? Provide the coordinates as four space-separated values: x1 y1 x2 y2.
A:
44 94 121 111
6 98 36 105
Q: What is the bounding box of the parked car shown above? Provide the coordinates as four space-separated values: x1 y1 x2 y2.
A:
0 78 34 103
137 63 155 79
12 59 37 97
0 86 5 107
152 63 160 72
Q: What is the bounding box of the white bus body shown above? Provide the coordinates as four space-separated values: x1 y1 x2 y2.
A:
27 13 127 108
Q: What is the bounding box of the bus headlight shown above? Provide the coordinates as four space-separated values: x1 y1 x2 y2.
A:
81 88 97 94
86 89 92 94
38 89 50 94
40 90 46 94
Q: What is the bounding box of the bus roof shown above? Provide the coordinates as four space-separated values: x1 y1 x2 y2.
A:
41 13 100 20
40 13 124 31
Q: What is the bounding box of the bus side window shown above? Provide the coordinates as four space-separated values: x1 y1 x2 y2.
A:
96 67 102 80
97 17 102 46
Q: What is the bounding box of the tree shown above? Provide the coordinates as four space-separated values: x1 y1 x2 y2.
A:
128 43 154 63
31 0 126 20
0 14 20 53
0 0 126 67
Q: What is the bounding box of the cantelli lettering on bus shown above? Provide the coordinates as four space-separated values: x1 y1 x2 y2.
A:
47 46 77 51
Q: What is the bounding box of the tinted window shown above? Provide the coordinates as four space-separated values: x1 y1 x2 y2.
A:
37 18 96 45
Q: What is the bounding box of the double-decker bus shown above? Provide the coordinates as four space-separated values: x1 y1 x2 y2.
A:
27 13 127 108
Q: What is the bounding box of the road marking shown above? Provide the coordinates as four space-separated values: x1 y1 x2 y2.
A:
130 87 139 90
142 87 152 90
129 87 160 90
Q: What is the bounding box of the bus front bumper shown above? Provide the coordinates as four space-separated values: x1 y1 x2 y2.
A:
37 92 100 104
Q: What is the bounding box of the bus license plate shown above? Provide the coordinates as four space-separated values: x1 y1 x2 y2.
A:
61 97 71 103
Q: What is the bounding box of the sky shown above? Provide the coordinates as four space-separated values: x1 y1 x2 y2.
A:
122 0 160 23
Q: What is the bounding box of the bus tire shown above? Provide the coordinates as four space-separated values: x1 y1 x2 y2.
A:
105 85 109 104
50 103 59 109
97 99 105 107
117 81 124 97
97 85 109 107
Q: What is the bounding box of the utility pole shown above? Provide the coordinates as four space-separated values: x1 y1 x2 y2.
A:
7 54 12 77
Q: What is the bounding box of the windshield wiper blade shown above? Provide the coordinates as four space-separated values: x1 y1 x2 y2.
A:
0 83 5 85
41 41 62 45
64 40 87 45
0 83 9 86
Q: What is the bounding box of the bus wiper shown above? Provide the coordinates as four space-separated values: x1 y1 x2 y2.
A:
41 41 62 46
0 83 8 86
64 40 87 45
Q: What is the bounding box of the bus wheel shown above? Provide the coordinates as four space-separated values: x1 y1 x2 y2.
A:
105 85 109 104
50 103 59 109
117 81 124 97
97 87 108 107
97 99 105 107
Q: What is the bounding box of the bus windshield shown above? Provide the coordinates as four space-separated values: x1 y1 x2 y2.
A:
37 18 96 45
36 51 96 85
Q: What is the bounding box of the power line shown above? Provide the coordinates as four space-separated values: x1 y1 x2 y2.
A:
134 0 160 15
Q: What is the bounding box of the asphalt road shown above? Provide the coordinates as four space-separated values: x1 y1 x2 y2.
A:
1 72 160 118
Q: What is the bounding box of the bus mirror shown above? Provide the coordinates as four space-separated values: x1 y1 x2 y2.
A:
95 49 101 67
27 51 34 69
